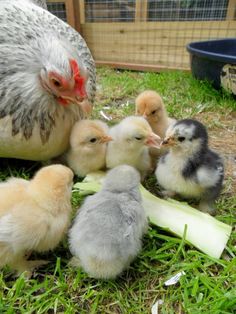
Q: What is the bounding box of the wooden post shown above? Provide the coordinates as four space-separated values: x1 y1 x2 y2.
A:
135 0 142 22
142 0 148 22
78 0 85 24
65 0 76 28
135 0 147 22
73 0 85 33
226 0 236 20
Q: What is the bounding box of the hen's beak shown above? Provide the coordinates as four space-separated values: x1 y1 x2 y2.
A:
59 96 92 114
79 99 92 114
100 135 113 143
161 136 176 147
145 132 161 148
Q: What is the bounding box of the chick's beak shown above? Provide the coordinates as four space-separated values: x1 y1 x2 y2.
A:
100 135 113 143
142 112 147 119
145 133 161 148
161 136 176 147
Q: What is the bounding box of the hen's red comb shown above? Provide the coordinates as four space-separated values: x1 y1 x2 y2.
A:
69 59 87 98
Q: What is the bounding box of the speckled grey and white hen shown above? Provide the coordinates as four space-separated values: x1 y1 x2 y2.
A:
155 119 224 215
0 0 96 161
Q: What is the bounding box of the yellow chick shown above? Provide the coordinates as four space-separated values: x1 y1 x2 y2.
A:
106 116 160 179
0 164 73 276
64 120 112 177
135 90 175 139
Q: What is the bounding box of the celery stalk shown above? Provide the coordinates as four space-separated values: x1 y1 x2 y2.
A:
73 171 232 259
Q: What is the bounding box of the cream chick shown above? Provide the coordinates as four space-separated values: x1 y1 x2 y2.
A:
135 90 175 139
0 164 73 276
106 116 160 179
65 120 112 177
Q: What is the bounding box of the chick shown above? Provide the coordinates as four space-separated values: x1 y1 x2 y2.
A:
0 165 73 276
135 90 175 139
106 116 160 179
155 119 224 215
69 165 148 279
64 120 112 177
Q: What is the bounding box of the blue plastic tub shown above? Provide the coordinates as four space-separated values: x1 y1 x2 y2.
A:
187 38 236 95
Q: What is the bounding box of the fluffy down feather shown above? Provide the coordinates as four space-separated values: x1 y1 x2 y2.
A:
155 119 224 214
64 119 111 177
106 116 160 179
0 164 73 276
69 165 148 279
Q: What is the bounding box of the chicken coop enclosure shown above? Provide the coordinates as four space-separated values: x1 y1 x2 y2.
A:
47 0 236 71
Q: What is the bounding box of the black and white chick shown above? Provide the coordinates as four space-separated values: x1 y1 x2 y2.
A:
155 119 224 215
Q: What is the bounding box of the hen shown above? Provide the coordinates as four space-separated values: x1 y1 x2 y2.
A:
0 0 96 161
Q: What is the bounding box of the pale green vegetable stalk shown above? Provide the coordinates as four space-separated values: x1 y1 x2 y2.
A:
74 171 232 259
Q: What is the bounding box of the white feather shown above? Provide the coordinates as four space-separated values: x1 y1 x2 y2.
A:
156 153 203 198
196 166 223 188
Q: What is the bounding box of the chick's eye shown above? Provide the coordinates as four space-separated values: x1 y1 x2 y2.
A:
90 138 97 143
178 136 185 142
135 136 143 141
151 110 157 115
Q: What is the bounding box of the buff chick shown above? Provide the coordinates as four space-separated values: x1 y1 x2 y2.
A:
0 164 73 276
135 90 175 138
64 120 112 177
135 90 176 166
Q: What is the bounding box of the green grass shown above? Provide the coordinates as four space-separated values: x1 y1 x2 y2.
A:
0 68 235 314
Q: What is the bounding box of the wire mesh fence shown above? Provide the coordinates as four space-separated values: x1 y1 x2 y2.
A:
46 0 236 70
47 1 67 22
148 0 229 21
85 0 135 22
84 0 230 22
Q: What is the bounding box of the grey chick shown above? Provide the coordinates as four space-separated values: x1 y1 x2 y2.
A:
69 165 148 279
155 119 224 215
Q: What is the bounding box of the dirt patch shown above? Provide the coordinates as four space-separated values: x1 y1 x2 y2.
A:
195 112 236 195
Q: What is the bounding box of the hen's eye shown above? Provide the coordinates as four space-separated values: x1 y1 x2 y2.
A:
151 110 157 115
90 138 97 143
51 79 62 88
178 136 185 142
